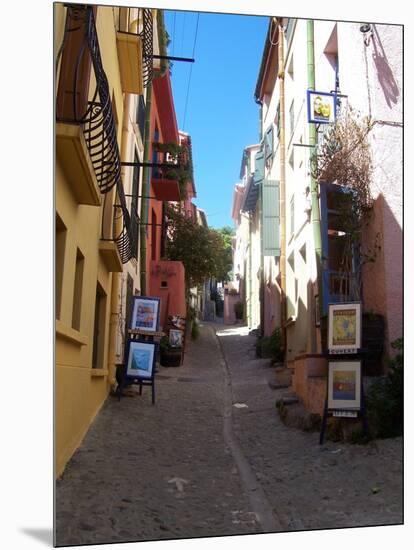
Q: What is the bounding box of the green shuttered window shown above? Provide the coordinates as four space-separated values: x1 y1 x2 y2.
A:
264 125 274 161
254 149 265 185
262 179 280 257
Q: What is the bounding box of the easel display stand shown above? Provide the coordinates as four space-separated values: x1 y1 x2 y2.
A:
319 350 368 445
319 302 368 444
117 329 164 405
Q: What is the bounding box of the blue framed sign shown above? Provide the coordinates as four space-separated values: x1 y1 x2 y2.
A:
307 90 337 124
130 296 160 332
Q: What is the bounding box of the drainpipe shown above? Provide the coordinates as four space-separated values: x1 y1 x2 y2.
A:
107 251 121 388
258 106 265 337
276 18 287 352
307 19 323 350
139 81 153 296
248 215 253 328
259 182 265 337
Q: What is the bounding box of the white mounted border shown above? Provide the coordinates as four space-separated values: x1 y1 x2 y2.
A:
328 302 362 353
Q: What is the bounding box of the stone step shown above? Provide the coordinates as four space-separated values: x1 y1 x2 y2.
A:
281 395 299 405
268 381 291 390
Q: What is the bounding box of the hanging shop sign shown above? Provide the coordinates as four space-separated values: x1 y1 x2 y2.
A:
328 302 361 354
307 90 337 124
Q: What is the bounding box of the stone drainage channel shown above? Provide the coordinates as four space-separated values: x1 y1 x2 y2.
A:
212 325 296 533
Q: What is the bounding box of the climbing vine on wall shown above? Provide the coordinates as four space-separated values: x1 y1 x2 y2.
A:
311 104 374 212
311 105 380 301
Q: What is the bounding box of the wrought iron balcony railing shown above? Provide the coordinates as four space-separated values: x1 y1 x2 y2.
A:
101 183 139 264
56 4 138 263
140 8 153 87
56 4 121 194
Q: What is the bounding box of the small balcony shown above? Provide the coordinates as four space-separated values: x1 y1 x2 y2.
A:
152 175 181 202
100 182 140 270
151 142 193 202
56 121 100 206
116 32 144 95
56 5 139 265
56 5 122 199
116 8 153 95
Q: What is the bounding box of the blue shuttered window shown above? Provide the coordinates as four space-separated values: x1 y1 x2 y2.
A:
262 179 280 257
320 183 356 313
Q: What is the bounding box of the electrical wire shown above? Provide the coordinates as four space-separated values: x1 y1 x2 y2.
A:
182 12 200 130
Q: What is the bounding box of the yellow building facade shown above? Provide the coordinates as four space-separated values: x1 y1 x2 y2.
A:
55 3 156 477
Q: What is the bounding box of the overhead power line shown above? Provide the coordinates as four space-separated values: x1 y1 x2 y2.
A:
182 12 200 131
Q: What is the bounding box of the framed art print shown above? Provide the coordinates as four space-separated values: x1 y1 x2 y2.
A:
328 302 361 353
328 361 361 411
126 340 156 380
130 296 160 332
169 329 183 348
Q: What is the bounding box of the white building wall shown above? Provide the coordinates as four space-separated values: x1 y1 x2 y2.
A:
283 20 320 361
338 22 403 347
282 19 402 355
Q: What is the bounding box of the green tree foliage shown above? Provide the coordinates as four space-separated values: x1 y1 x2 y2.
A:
164 207 233 288
214 226 234 281
366 338 403 439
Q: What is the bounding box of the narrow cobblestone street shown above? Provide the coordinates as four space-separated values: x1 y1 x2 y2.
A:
55 322 403 546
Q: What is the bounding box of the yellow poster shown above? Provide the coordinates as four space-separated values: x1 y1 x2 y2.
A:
332 308 357 346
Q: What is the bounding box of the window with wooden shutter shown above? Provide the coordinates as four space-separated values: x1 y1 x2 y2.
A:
123 273 134 360
275 102 281 138
253 149 265 185
242 149 265 213
289 100 295 137
320 183 357 313
131 151 140 259
262 179 280 257
264 125 274 161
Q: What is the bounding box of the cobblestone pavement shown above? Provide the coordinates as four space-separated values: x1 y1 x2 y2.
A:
217 324 403 531
55 322 403 546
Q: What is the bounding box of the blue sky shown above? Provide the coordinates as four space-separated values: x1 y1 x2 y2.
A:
164 10 269 229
